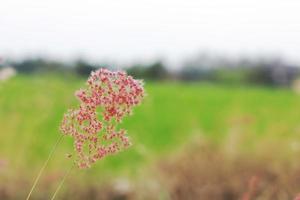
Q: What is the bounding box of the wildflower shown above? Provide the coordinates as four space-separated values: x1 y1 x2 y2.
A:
60 68 145 168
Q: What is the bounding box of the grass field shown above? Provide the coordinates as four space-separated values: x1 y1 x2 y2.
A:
1 74 300 199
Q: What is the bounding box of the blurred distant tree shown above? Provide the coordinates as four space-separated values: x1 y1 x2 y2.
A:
178 53 218 81
247 65 299 87
247 66 274 86
213 68 251 85
178 54 300 86
7 54 299 87
245 58 285 86
13 58 66 73
145 61 168 80
14 59 43 73
74 59 97 76
179 66 213 81
126 64 146 79
126 61 169 81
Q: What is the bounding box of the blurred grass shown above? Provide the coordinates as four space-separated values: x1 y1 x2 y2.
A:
1 74 300 182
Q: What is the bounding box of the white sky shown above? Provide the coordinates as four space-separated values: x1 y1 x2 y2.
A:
1 0 300 65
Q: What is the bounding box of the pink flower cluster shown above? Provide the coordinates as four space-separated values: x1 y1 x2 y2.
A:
60 68 145 168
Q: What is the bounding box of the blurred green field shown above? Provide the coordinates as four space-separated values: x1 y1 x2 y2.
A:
1 75 300 195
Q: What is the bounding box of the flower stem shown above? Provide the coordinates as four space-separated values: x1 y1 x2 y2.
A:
50 163 75 200
26 135 64 200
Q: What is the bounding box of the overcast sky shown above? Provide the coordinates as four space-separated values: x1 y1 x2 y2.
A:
1 0 300 65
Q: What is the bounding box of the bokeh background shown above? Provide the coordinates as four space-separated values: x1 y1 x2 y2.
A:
1 0 300 199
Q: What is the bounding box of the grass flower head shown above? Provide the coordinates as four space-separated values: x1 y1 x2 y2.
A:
60 68 145 168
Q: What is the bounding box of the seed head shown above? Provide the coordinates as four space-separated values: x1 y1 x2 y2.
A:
60 68 145 168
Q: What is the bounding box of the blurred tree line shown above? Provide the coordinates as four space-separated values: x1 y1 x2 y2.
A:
3 54 300 87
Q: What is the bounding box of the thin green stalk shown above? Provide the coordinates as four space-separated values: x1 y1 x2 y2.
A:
50 163 75 200
26 135 64 200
